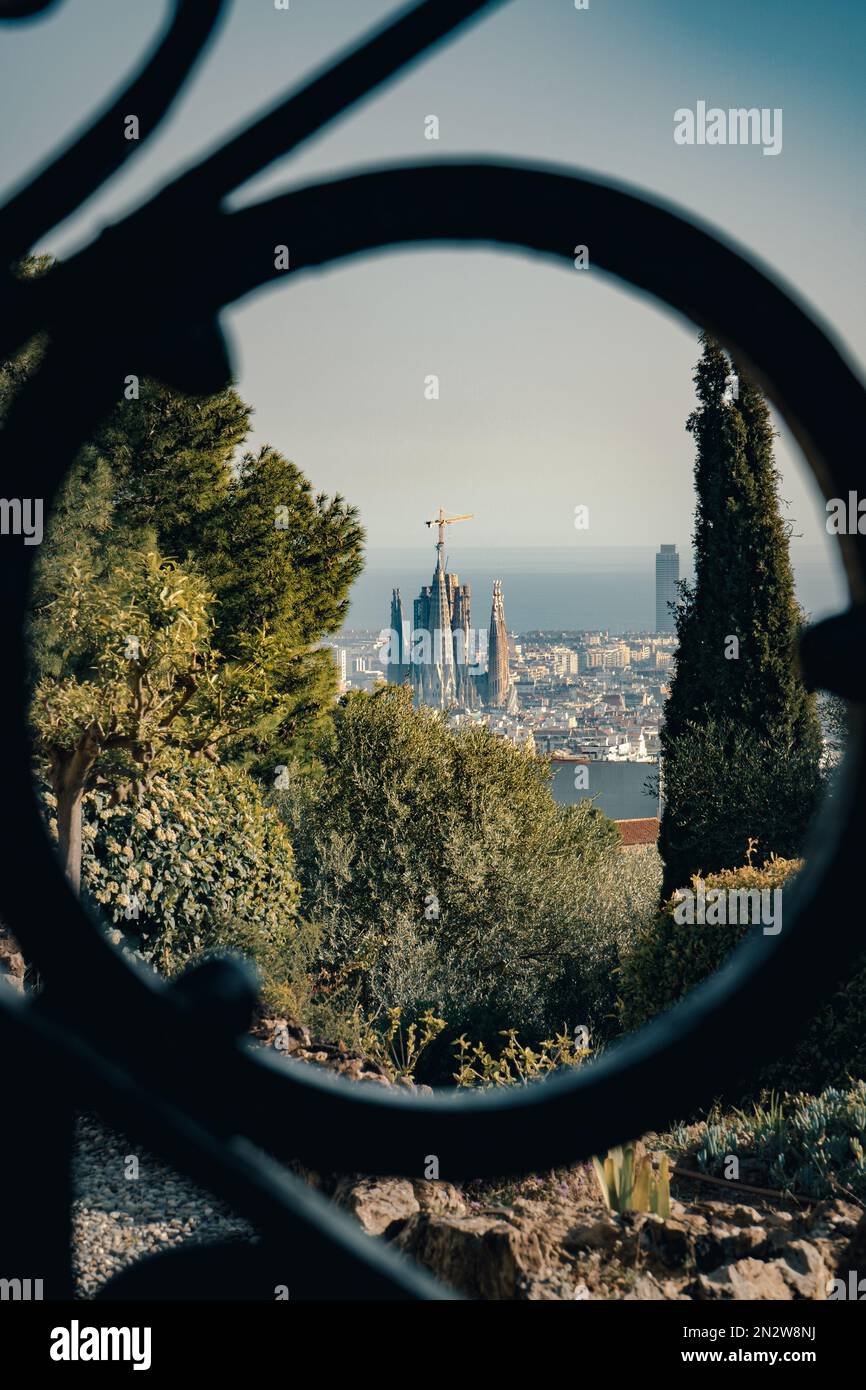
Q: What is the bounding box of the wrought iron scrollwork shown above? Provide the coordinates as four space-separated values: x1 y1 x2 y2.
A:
1 0 864 1300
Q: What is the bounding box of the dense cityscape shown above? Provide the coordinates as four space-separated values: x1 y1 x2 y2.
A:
327 520 681 819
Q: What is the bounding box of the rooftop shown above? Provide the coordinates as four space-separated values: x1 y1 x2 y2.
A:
614 817 660 847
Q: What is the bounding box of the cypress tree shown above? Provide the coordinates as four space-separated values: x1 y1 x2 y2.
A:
658 333 823 898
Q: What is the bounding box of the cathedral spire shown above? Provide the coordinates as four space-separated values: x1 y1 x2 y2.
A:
487 578 512 709
387 588 409 685
425 544 456 707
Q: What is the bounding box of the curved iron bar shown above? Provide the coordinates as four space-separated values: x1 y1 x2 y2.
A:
0 0 62 18
0 0 506 364
0 1 228 262
0 981 452 1300
5 157 866 1170
1 0 864 1300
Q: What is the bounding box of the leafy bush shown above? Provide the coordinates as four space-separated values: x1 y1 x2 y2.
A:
550 844 661 1035
617 856 801 1035
42 759 308 1008
453 1028 588 1087
658 717 823 899
279 685 624 1048
618 855 866 1094
687 1083 866 1200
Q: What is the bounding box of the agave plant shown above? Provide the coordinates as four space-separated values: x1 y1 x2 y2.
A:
592 1142 671 1217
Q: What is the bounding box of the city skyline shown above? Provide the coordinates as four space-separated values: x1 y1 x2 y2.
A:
384 509 517 713
340 539 843 634
335 515 686 809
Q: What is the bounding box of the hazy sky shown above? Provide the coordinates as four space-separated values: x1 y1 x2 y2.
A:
2 0 862 613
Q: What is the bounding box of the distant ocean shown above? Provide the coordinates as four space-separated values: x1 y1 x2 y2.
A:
342 546 847 634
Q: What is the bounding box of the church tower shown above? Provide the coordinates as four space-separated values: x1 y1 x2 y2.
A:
486 578 513 709
387 588 409 685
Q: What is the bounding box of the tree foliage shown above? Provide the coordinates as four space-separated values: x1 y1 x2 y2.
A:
280 685 623 1047
9 256 365 886
29 536 295 886
88 375 249 562
196 445 364 770
658 717 823 892
618 856 801 1036
41 759 306 1003
659 335 823 897
618 855 866 1096
39 379 365 772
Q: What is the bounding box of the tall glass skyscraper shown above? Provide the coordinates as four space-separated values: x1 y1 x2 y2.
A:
655 544 679 633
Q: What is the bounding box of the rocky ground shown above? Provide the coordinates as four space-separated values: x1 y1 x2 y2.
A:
337 1176 863 1300
67 1015 866 1300
71 1115 254 1298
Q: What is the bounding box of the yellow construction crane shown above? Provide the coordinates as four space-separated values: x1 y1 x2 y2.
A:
425 507 473 560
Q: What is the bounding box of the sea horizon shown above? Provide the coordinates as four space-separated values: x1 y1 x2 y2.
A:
342 543 847 634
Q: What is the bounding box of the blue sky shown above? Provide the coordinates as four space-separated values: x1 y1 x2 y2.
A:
2 0 862 616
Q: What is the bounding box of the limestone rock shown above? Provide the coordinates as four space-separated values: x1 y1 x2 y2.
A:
623 1272 671 1300
562 1213 622 1254
394 1210 550 1300
0 927 25 992
697 1241 827 1300
413 1180 466 1218
332 1177 420 1237
695 1219 770 1270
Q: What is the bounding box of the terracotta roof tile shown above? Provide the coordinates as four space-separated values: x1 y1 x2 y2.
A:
615 817 660 846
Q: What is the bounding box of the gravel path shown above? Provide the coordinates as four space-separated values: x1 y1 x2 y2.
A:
72 1114 255 1298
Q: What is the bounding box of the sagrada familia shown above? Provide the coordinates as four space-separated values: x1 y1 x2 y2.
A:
385 509 517 713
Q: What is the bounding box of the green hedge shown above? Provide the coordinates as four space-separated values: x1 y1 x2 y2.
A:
618 857 799 1031
618 857 866 1094
43 759 308 1006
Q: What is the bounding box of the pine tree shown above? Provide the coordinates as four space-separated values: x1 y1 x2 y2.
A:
89 376 249 562
192 444 364 771
7 259 366 883
89 399 365 768
658 334 823 898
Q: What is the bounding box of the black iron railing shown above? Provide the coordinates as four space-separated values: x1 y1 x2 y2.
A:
1 0 864 1301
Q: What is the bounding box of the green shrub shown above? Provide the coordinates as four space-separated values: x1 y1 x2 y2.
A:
617 856 801 1035
658 718 823 901
279 685 625 1048
453 1028 588 1087
686 1083 866 1200
359 1006 447 1082
42 758 307 1007
618 855 866 1093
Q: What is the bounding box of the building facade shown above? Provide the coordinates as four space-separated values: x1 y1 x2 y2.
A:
655 543 679 634
388 516 516 713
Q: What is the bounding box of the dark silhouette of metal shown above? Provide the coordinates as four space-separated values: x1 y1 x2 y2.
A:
0 0 864 1301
